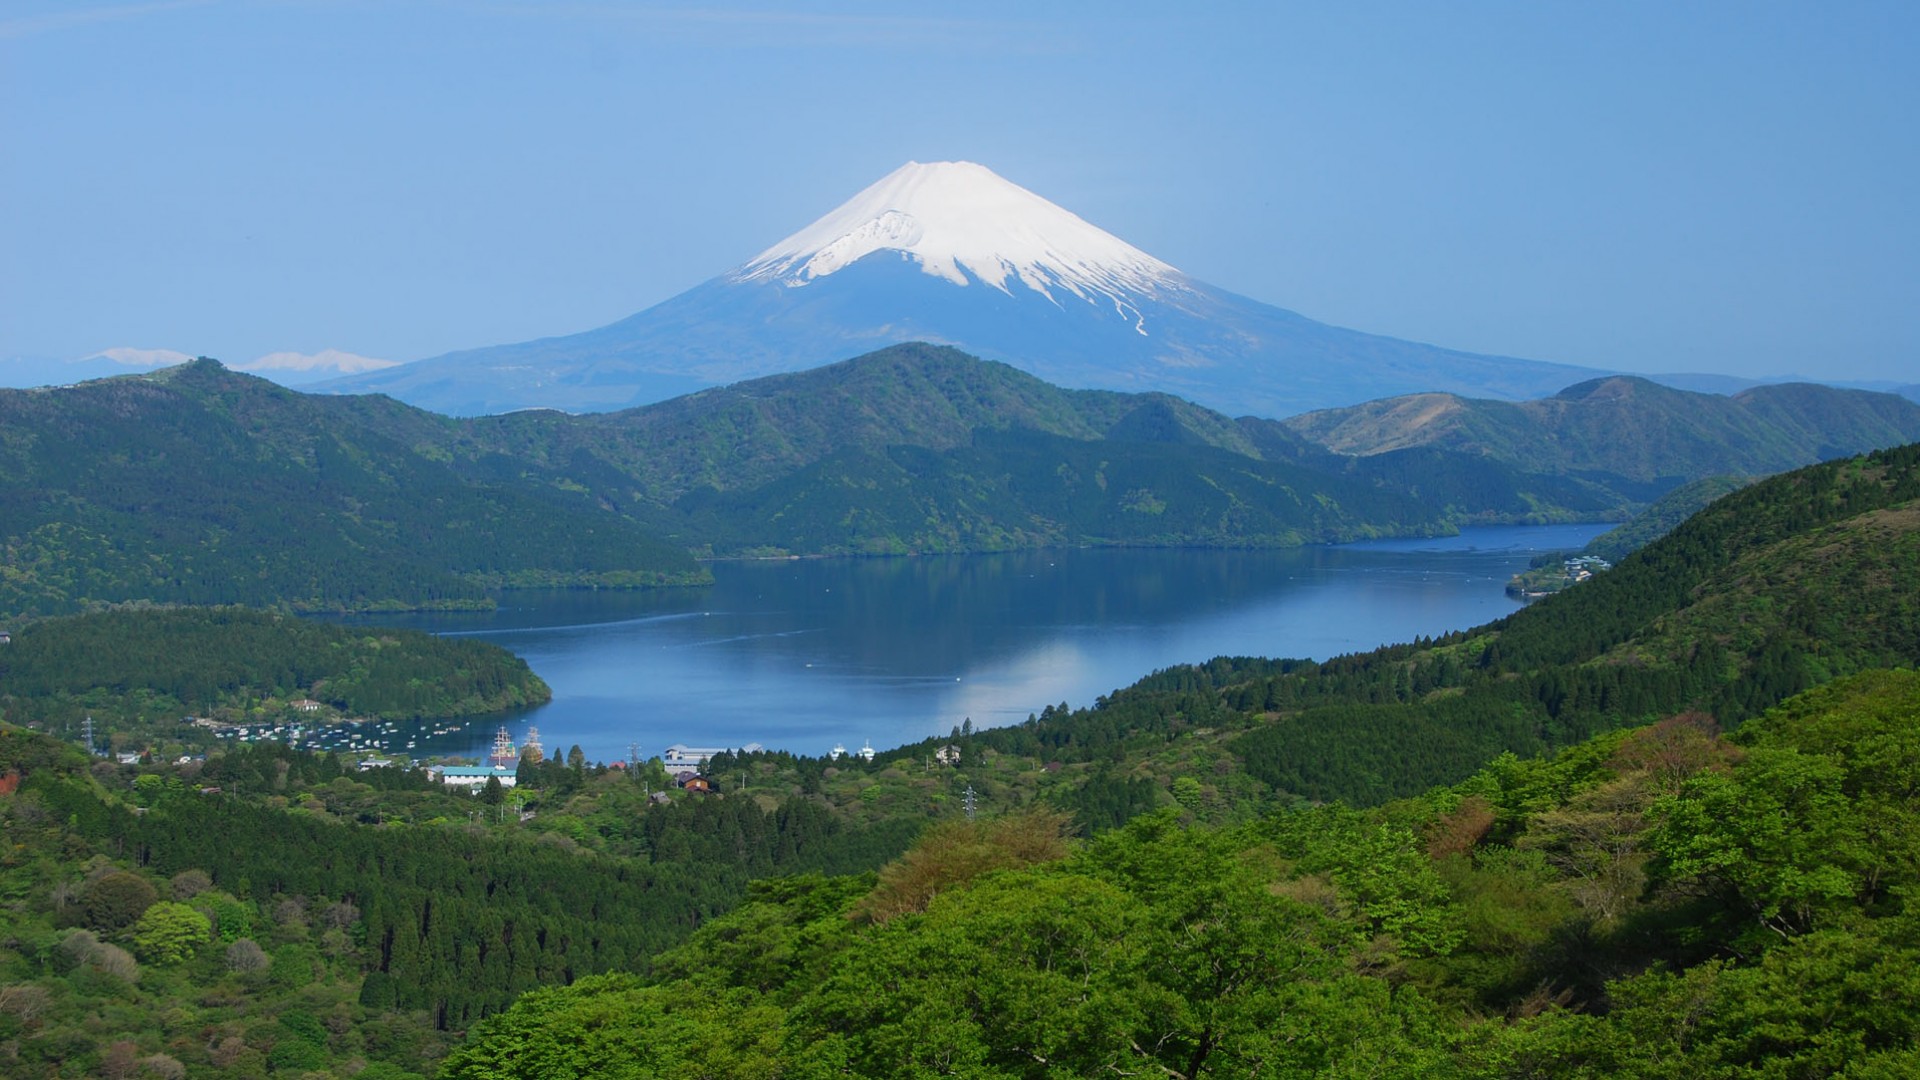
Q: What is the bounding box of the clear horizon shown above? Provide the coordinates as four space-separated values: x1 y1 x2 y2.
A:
3 2 1915 386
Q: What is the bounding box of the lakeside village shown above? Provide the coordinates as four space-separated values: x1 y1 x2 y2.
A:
1505 553 1612 600
168 712 903 801
418 727 885 798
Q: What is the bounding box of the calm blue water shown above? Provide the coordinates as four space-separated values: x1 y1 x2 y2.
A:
354 524 1607 764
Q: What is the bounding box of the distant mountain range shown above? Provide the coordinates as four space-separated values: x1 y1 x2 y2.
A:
317 161 1609 419
1281 375 1920 481
5 347 1916 622
0 348 396 390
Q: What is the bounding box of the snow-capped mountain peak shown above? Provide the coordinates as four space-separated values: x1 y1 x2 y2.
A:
733 161 1187 327
320 160 1610 419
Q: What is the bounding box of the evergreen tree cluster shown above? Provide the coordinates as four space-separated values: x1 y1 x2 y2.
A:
0 607 550 731
442 669 1920 1078
0 360 707 622
3 731 925 1037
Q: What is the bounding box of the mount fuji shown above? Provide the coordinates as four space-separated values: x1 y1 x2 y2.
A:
323 161 1607 418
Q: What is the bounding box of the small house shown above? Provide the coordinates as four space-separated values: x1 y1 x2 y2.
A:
290 699 323 713
0 630 11 645
677 775 712 794
935 745 962 766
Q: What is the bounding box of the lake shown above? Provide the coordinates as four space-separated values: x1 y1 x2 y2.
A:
350 523 1608 765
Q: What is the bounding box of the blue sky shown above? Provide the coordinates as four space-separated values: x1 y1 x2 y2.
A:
3 1 1915 384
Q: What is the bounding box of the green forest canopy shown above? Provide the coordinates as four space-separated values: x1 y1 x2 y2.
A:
0 607 550 732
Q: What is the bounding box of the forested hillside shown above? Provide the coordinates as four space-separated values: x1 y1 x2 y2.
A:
0 732 926 1077
444 345 1460 553
670 426 1441 554
484 347 1920 550
11 348 1918 621
0 608 551 745
871 443 1920 805
443 669 1920 1078
522 342 1271 500
11 667 1918 1078
0 362 707 621
1579 473 1753 562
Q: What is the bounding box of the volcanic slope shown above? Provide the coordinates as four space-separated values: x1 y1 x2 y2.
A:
320 161 1604 419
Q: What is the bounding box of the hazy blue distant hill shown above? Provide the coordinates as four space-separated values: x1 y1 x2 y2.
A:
1283 375 1920 483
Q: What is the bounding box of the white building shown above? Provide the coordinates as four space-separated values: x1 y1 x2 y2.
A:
428 765 517 790
661 742 764 768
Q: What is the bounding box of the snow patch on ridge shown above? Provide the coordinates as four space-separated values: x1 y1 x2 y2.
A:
734 161 1190 334
83 346 195 369
795 210 925 280
241 349 399 375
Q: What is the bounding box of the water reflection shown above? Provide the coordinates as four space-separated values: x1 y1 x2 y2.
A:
354 524 1607 762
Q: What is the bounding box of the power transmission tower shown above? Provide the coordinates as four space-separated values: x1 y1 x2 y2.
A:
82 717 97 756
962 785 978 822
